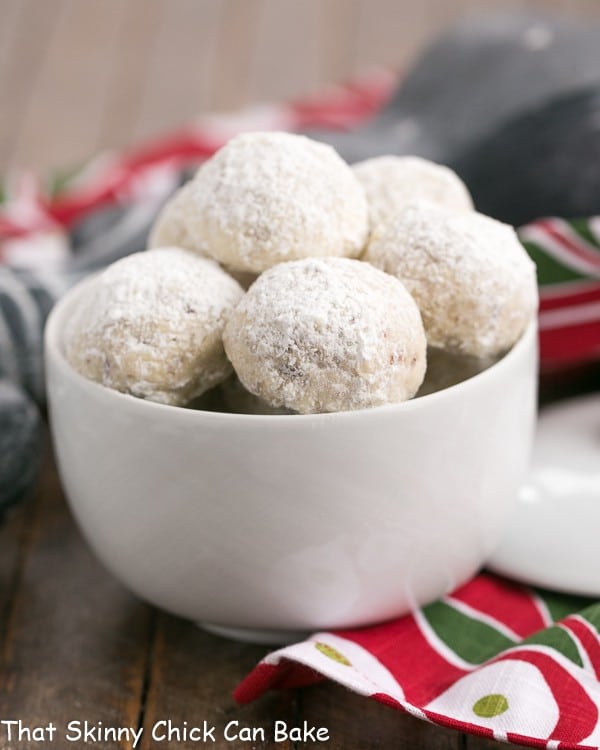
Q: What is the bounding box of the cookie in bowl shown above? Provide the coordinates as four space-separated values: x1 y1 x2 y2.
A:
64 247 243 406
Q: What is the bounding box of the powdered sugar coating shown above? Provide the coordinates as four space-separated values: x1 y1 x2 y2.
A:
364 204 538 358
223 257 426 414
186 132 369 273
148 184 259 290
65 247 244 405
353 155 473 234
147 182 205 254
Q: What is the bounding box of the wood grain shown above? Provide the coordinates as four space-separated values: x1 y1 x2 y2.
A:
140 615 297 750
300 683 462 749
0 0 61 172
249 0 321 104
132 0 223 143
10 0 129 171
1 0 600 174
99 0 166 153
0 497 34 655
318 0 361 84
211 0 263 112
467 736 530 749
0 450 153 750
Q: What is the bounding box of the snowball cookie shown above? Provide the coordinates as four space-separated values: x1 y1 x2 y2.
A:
364 204 538 358
147 182 202 253
148 187 259 290
186 132 369 273
223 257 426 414
65 247 244 406
353 155 473 233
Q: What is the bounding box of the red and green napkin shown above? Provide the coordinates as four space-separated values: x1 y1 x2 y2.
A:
235 574 600 749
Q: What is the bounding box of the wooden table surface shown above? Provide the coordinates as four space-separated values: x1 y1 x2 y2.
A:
1 2 599 748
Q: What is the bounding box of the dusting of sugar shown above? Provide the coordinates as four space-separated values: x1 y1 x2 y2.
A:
65 247 244 405
148 185 260 290
353 155 474 234
364 203 538 357
186 132 369 273
223 257 426 414
147 182 206 255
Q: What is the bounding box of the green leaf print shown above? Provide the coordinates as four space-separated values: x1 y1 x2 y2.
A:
522 626 583 667
521 240 588 285
536 589 591 624
580 602 600 634
422 601 515 665
570 218 600 251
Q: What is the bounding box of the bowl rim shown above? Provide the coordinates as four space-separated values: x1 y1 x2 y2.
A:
45 273 538 424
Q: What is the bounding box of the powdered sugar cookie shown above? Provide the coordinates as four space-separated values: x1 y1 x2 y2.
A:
353 155 473 233
65 248 244 405
147 182 203 253
186 132 369 273
223 257 426 414
364 203 537 358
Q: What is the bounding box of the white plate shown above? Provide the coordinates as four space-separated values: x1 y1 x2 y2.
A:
489 393 600 596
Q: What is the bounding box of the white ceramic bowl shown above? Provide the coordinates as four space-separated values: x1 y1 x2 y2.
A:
45 277 538 643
